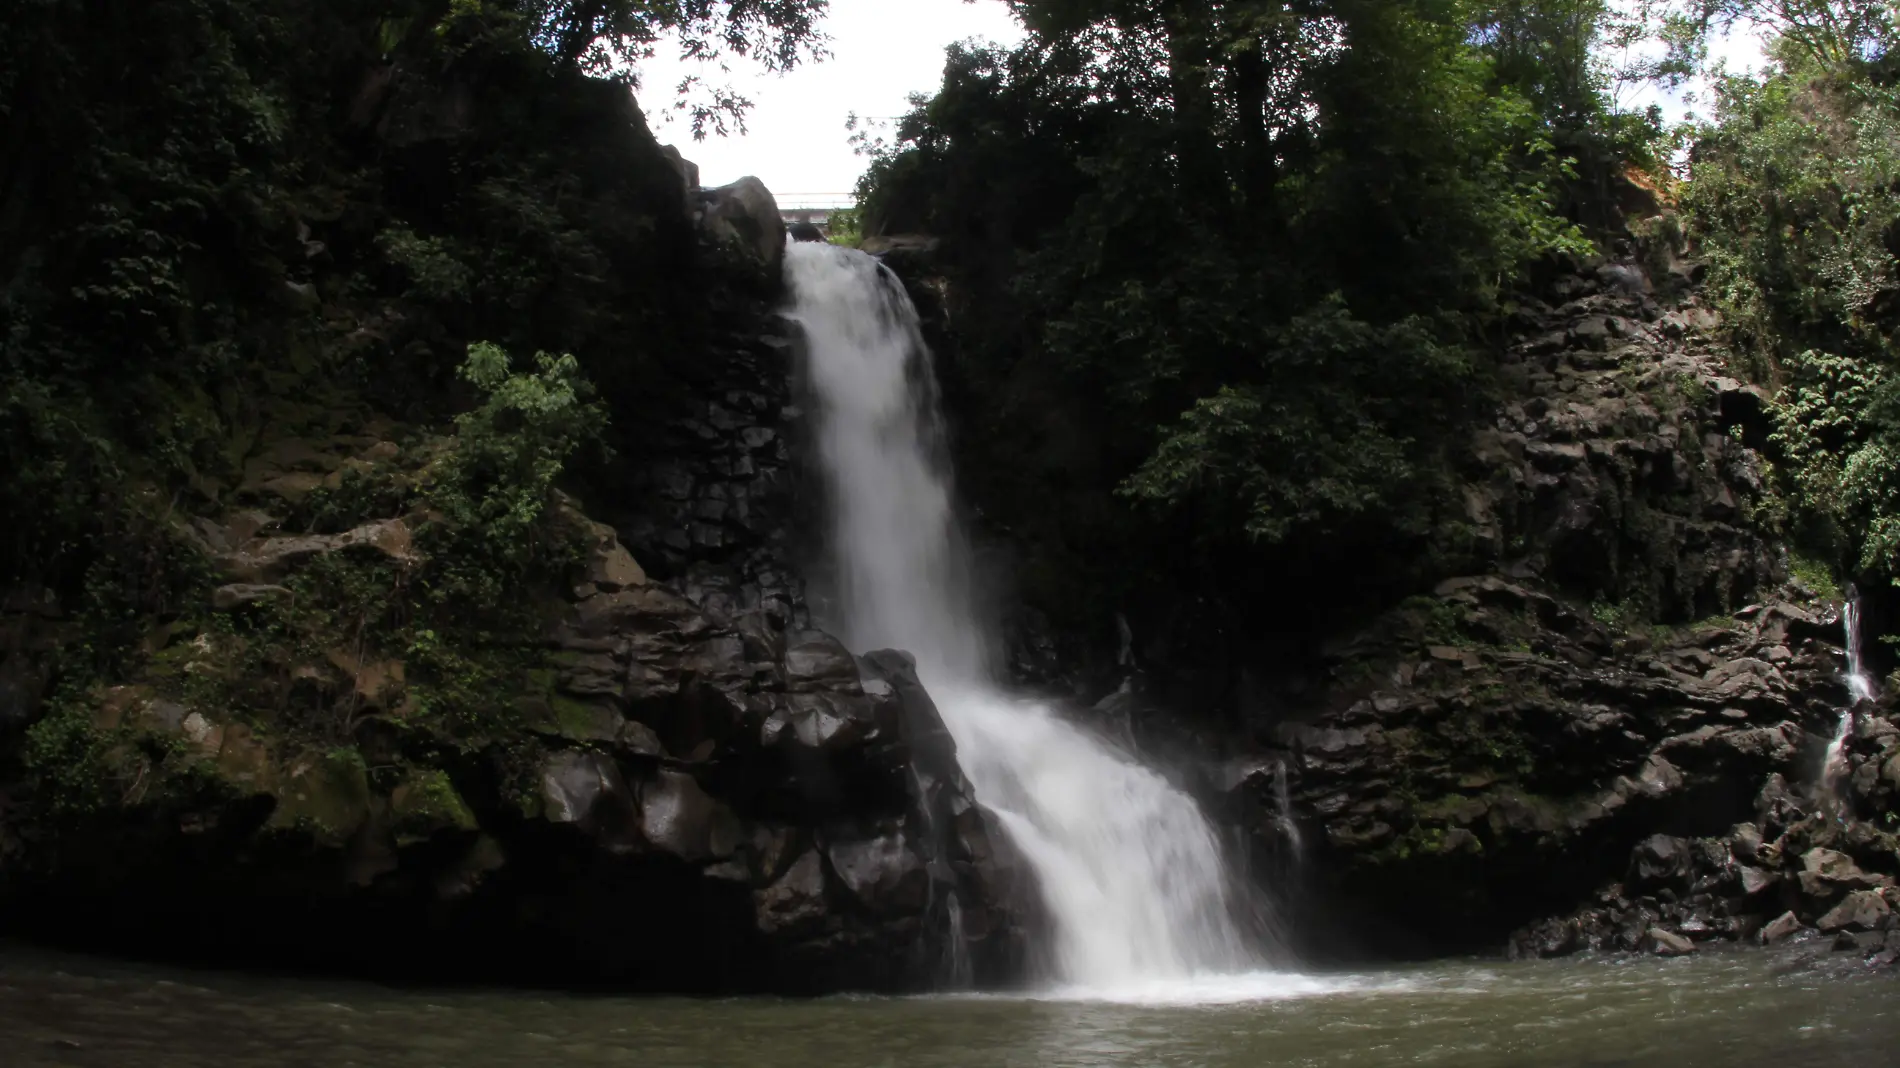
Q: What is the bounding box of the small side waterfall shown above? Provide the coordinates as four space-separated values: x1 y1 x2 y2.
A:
1822 586 1877 806
784 243 1265 991
1274 759 1306 867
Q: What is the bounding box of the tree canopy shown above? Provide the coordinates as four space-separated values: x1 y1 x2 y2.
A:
1674 1 1900 584
854 0 1630 636
0 0 828 590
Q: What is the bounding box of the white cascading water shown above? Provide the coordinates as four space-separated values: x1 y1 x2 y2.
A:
784 243 1257 991
1822 587 1877 803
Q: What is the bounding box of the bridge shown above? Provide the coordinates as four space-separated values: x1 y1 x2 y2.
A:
778 194 855 236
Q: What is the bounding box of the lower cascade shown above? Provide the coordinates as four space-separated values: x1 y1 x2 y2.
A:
1823 586 1878 805
784 243 1259 988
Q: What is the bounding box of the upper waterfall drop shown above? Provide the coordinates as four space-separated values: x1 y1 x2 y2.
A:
783 242 1263 990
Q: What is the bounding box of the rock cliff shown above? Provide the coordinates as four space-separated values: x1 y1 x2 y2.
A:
0 51 1036 989
875 229 1897 965
1196 251 1897 961
0 430 1035 993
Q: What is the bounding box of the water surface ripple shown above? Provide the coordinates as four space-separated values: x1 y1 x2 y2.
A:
3 947 1894 1068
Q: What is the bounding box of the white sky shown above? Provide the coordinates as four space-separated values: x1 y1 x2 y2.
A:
634 2 1773 207
634 0 1025 207
1620 20 1773 124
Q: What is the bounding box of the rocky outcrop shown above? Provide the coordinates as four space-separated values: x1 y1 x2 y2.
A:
0 9 1040 995
1460 260 1778 619
517 551 1037 989
1504 698 1900 966
1210 254 1900 957
613 313 810 633
697 177 786 274
0 443 1034 993
1243 577 1857 951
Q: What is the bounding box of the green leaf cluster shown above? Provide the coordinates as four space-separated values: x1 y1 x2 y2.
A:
432 342 606 571
853 0 1628 632
0 0 794 594
1676 3 1900 583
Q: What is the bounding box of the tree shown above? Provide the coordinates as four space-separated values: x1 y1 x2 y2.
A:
1675 0 1900 583
503 0 830 135
854 0 1597 647
1695 0 1896 70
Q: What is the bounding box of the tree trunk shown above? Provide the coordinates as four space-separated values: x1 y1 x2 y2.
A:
1163 0 1226 212
1227 35 1275 220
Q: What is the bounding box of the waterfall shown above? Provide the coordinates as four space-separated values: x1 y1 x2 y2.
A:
1822 586 1876 805
784 243 1257 990
1274 759 1305 867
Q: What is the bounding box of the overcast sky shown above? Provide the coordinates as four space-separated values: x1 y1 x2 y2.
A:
634 0 1024 207
633 2 1770 208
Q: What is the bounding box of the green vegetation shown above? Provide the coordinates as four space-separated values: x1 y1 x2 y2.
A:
852 0 1684 640
0 0 813 594
7 0 1900 870
19 340 606 817
823 207 866 248
844 0 1900 652
1675 2 1900 592
1 1 822 823
1788 551 1843 599
431 342 606 573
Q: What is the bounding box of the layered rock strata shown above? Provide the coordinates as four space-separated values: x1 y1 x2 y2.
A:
1217 253 1898 959
0 434 1034 994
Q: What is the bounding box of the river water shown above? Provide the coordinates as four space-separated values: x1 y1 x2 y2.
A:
3 945 1895 1068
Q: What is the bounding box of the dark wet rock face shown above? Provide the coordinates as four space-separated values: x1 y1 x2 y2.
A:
881 233 1900 966
1191 256 1900 963
612 314 809 635
0 520 1034 993
1254 579 1855 953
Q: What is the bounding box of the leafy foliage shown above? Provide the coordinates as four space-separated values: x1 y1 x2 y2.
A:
1122 302 1473 543
855 0 1622 639
455 0 831 135
0 0 813 807
0 0 798 590
1676 3 1900 584
1696 0 1898 70
431 341 606 572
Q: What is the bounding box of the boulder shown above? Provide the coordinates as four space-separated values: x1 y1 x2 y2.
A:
827 829 930 916
538 751 641 852
1628 834 1694 891
388 771 479 847
580 520 647 591
1760 910 1805 944
1798 848 1891 901
211 584 290 611
267 752 374 848
698 177 785 273
639 769 739 862
1509 917 1580 960
1647 927 1697 956
785 634 862 692
1738 865 1780 898
1817 890 1892 933
754 850 828 936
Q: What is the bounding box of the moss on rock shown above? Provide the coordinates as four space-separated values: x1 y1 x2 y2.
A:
267 748 373 847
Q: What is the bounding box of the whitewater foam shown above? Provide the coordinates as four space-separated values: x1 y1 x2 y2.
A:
785 243 1263 988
